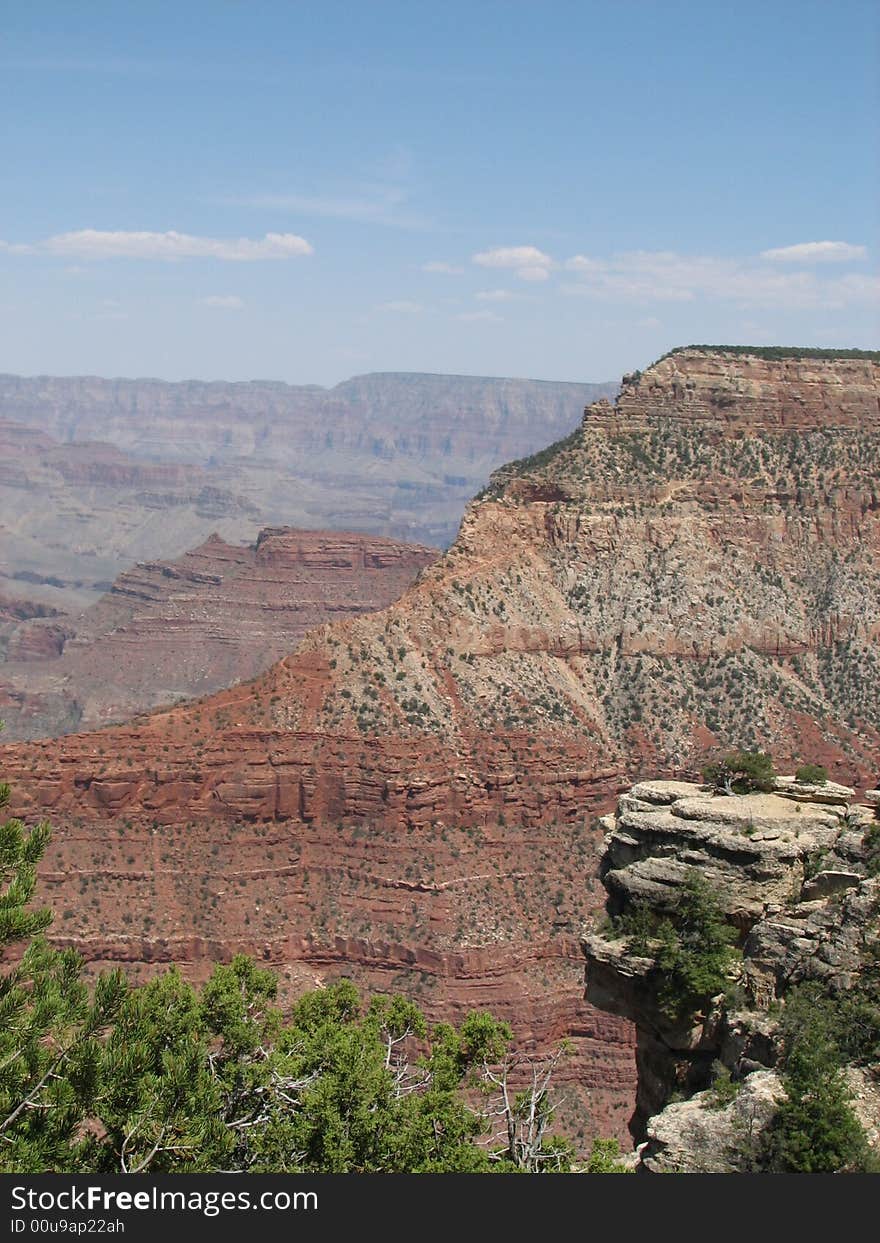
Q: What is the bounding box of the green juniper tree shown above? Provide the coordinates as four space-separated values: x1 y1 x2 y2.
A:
794 764 828 785
760 1019 872 1173
583 1137 631 1173
0 780 126 1172
702 750 776 795
614 871 740 1021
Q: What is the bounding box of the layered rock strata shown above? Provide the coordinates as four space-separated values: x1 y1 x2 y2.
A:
2 347 879 1145
0 529 436 739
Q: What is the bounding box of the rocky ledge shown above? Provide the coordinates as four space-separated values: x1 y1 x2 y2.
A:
582 775 880 1170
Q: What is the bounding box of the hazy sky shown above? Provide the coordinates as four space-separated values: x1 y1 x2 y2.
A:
1 0 877 385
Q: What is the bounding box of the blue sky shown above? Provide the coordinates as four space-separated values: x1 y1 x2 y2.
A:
1 0 877 385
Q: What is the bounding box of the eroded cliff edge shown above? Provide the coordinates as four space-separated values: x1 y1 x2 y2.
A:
583 774 880 1171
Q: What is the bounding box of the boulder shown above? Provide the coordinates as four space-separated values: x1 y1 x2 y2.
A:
639 1071 785 1173
775 776 855 806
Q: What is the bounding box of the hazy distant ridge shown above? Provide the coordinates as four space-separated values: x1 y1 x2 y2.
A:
0 370 616 607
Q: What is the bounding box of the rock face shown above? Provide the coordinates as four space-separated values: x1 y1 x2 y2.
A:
639 1064 880 1174
2 346 879 1147
0 372 615 610
602 350 879 433
0 372 617 468
601 780 844 925
0 529 437 740
639 1070 785 1174
582 775 880 1169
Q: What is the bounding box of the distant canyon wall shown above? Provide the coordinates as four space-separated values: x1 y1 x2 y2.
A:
0 371 616 611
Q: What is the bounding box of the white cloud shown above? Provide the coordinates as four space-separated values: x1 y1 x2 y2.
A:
562 251 699 302
475 289 516 301
2 229 313 261
516 265 551 282
829 272 880 301
473 245 552 268
560 249 880 310
760 240 867 264
200 294 245 309
472 245 555 281
457 309 502 323
377 300 424 313
422 261 464 274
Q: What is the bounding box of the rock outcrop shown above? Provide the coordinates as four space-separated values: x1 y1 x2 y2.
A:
2 346 879 1147
583 774 880 1169
638 1070 785 1174
599 780 845 924
598 349 880 434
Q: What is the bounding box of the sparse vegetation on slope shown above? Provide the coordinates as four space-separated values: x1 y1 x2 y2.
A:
660 345 880 363
3 347 878 1159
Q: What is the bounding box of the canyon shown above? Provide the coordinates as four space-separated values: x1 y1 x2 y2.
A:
2 346 879 1148
0 371 616 612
